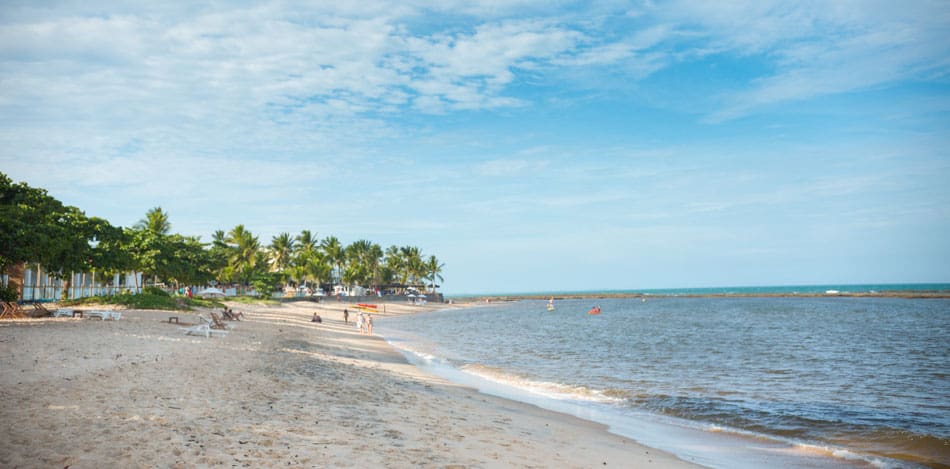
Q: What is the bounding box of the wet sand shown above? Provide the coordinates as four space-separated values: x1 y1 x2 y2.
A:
0 300 702 468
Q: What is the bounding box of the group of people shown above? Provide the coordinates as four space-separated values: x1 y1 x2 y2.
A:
320 308 373 335
357 311 373 335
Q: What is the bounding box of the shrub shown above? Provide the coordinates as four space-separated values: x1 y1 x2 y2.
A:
143 286 170 297
0 284 19 302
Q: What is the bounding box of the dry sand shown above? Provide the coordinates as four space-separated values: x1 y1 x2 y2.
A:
0 299 702 468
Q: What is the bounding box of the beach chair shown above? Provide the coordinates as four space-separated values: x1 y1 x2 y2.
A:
180 323 228 338
181 323 211 337
1 302 27 319
52 308 75 318
209 312 233 330
31 303 54 318
85 310 121 320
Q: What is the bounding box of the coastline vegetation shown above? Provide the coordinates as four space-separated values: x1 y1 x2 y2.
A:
0 172 445 303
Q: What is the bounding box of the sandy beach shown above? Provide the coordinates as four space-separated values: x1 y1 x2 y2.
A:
0 299 701 468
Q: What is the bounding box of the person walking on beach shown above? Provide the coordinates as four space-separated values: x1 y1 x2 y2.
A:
357 312 365 334
366 314 373 335
343 308 349 324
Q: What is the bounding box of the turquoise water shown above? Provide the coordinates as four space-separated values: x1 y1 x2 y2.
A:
377 296 950 468
451 283 950 297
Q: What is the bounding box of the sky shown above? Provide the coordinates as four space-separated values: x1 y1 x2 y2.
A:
1 1 949 294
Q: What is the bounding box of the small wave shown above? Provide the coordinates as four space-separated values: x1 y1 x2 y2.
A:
461 363 628 403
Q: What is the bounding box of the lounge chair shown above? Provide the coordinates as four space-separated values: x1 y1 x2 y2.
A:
0 302 27 320
85 310 121 320
52 308 76 318
31 303 54 318
180 323 228 338
209 312 233 330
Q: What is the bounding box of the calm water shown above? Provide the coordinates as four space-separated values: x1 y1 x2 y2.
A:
377 297 950 468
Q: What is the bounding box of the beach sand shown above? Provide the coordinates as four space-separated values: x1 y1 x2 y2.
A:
0 300 702 468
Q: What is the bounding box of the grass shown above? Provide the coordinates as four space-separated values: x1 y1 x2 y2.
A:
61 291 223 311
225 295 280 306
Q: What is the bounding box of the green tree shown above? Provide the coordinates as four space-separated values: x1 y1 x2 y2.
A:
268 232 296 276
226 225 262 287
135 206 171 235
320 236 344 285
424 255 444 293
345 240 383 288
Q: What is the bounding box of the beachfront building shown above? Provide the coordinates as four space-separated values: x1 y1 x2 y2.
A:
4 263 143 302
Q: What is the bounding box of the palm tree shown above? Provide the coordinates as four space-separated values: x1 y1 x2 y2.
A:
424 255 444 293
298 249 331 292
399 245 423 287
320 236 344 286
134 206 171 235
227 225 261 288
295 230 318 257
292 230 321 291
268 232 296 274
345 240 383 289
132 206 172 289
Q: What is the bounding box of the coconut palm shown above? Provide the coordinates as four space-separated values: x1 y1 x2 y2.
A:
268 232 296 274
345 240 383 288
227 225 261 287
399 245 423 286
320 236 344 285
424 255 444 293
295 230 318 257
134 206 171 235
297 249 331 292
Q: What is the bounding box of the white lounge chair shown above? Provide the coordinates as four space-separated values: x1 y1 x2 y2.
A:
52 309 75 317
180 323 228 338
86 310 121 320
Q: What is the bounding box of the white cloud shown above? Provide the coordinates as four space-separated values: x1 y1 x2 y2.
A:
659 0 950 120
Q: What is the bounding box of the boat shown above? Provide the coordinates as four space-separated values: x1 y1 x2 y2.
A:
547 298 555 311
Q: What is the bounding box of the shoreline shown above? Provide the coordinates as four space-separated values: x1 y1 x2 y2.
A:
0 300 702 468
450 290 950 302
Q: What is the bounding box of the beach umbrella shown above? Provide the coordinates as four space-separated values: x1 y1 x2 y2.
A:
196 287 225 298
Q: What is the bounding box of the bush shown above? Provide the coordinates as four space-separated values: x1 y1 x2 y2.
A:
63 290 221 311
0 284 19 302
143 286 170 297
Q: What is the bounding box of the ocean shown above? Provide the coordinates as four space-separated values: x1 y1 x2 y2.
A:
375 294 950 468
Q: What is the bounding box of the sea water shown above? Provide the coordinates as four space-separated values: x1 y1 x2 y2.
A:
375 296 950 468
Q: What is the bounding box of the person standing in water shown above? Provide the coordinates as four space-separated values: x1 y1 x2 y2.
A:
366 314 374 335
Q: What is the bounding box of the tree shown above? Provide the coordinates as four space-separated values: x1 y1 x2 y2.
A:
226 225 262 287
320 236 344 285
127 207 177 290
135 206 171 235
0 173 125 299
345 240 383 288
268 232 296 276
424 255 444 293
399 245 424 286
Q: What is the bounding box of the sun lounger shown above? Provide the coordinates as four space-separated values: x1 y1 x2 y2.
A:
52 308 75 317
1 302 27 319
208 312 233 330
31 303 54 317
180 323 228 338
85 310 122 320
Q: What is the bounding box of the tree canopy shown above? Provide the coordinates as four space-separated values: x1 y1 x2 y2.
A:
0 172 445 297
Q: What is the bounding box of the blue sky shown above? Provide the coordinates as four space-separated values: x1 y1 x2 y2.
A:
2 1 949 294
